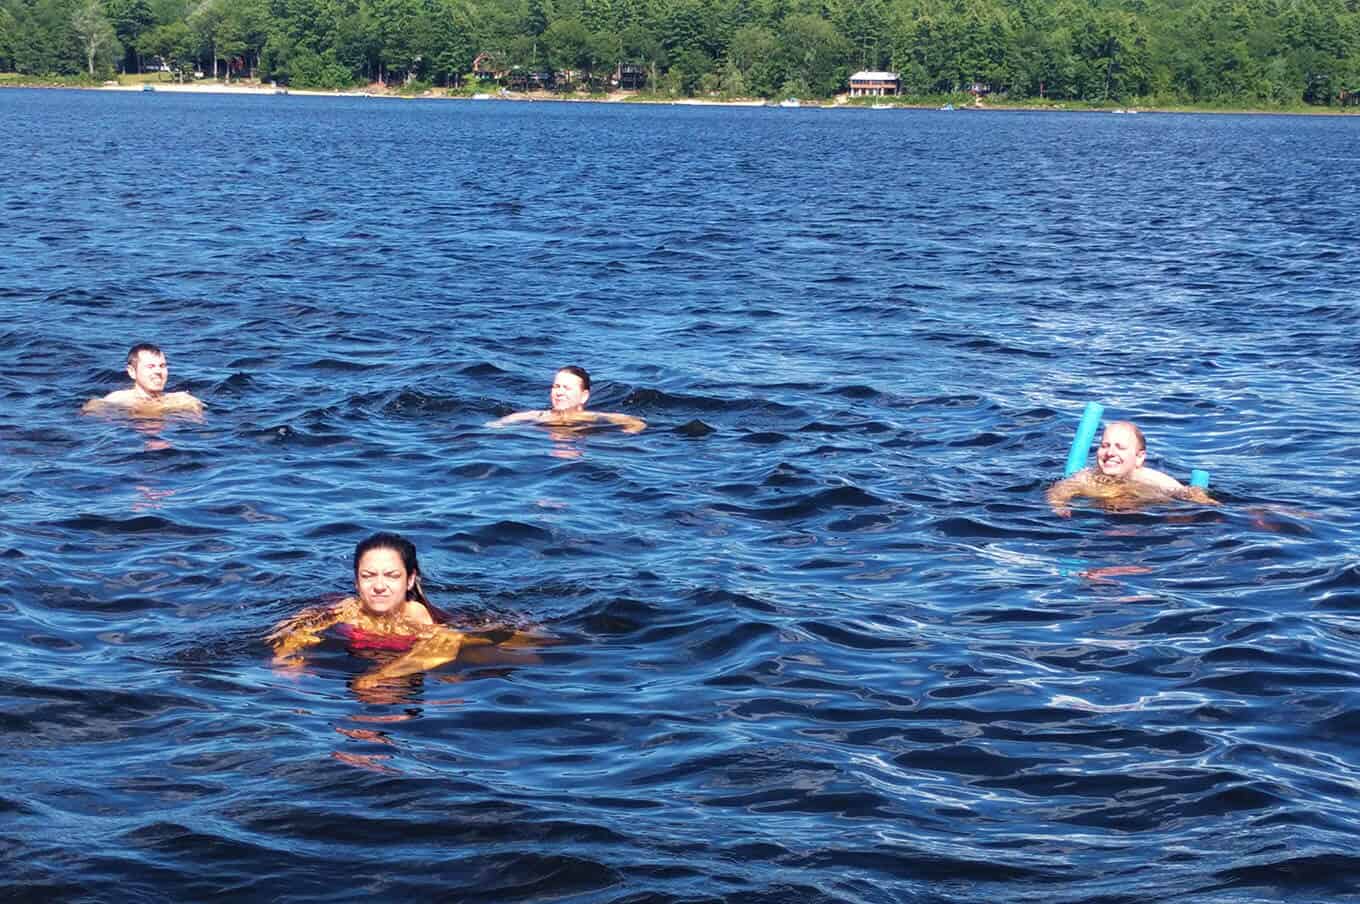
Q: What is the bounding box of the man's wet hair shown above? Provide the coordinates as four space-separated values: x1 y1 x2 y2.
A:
127 343 163 367
559 365 590 391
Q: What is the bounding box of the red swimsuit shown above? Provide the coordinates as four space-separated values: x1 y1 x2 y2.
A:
334 623 420 652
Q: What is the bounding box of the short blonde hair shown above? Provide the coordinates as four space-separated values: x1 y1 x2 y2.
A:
1107 420 1146 452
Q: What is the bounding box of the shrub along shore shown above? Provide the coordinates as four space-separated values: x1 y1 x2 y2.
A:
1 72 1352 117
2 0 1356 112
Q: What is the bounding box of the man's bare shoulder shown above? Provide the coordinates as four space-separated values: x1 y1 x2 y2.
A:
1131 467 1183 493
85 389 140 410
159 391 205 413
83 390 203 417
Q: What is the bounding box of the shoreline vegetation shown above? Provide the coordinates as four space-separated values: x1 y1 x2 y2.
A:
4 0 1356 115
1 72 1354 117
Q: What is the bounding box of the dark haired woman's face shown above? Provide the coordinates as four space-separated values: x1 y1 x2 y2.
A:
354 547 414 616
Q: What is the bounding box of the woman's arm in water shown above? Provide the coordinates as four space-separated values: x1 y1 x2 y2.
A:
487 411 545 428
598 412 646 434
359 626 468 682
266 600 351 661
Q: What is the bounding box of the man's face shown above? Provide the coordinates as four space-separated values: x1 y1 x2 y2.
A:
1096 424 1145 478
127 351 168 396
549 370 589 412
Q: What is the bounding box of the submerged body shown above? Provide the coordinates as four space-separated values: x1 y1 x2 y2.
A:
83 390 203 417
268 595 466 682
82 343 204 418
268 534 467 688
488 365 645 434
269 533 543 691
1048 420 1216 516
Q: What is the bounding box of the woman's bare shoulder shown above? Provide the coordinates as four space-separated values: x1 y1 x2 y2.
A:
401 600 435 626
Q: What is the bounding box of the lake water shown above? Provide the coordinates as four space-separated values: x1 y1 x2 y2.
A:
2 88 1358 902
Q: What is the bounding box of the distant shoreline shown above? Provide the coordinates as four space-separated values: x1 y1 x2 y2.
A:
3 77 1355 116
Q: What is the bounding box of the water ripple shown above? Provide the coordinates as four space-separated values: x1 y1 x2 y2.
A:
1 92 1356 902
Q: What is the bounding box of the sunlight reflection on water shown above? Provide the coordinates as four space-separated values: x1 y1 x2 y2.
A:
1 90 1358 902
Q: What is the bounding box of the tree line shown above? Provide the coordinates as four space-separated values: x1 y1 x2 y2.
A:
1 0 1357 106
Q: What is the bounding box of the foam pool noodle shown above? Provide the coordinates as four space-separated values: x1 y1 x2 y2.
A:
1190 469 1210 488
1064 402 1104 477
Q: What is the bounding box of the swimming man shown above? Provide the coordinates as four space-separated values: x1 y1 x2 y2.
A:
488 365 645 433
82 343 204 416
1047 420 1216 516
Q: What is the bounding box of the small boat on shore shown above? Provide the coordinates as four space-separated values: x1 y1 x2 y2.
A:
778 98 801 108
142 84 155 92
939 102 954 111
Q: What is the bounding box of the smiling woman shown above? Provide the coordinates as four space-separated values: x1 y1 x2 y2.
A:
267 533 466 683
487 365 646 433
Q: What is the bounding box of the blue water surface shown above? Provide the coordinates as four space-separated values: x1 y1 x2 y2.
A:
1 88 1358 903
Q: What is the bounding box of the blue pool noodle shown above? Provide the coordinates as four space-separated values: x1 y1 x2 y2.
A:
1064 402 1104 476
1190 469 1210 488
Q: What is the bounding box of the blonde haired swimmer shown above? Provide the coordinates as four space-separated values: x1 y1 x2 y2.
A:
1047 420 1217 517
82 343 204 417
268 533 469 685
488 365 646 434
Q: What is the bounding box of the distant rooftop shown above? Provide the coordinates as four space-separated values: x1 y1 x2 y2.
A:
850 71 899 81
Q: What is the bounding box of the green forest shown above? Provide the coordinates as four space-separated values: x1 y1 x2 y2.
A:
2 0 1357 106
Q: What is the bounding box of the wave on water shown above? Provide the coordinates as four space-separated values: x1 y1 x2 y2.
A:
1 93 1358 903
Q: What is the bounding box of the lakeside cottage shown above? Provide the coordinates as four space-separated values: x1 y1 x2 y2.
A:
472 53 506 82
849 71 899 97
506 68 553 91
614 63 647 91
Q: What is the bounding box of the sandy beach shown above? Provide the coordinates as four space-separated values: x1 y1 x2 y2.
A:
1 76 1336 114
91 78 821 106
93 80 929 109
99 80 387 99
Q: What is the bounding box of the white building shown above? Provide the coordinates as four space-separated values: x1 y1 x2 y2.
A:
849 71 900 97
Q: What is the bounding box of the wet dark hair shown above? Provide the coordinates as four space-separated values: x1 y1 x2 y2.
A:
558 365 590 391
127 343 163 366
353 532 430 605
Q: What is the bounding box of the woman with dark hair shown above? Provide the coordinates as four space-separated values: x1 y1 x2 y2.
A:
267 532 466 681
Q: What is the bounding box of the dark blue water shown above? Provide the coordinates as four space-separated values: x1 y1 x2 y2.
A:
2 88 1358 902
